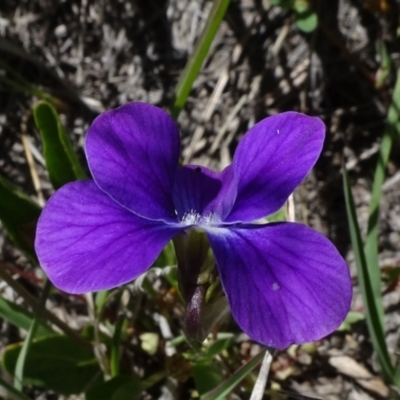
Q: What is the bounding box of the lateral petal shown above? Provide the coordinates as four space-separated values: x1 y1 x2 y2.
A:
35 181 182 293
207 222 352 349
86 102 180 221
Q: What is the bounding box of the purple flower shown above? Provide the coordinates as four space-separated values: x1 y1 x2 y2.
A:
35 102 352 349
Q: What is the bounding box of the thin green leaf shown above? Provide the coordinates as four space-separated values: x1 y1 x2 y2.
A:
364 68 400 330
169 0 231 119
14 279 52 390
0 375 31 400
110 315 125 377
33 101 86 189
0 267 91 350
0 174 41 260
201 349 266 400
343 165 394 382
0 296 53 337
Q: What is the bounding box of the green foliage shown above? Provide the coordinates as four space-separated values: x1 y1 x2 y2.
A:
0 174 41 260
295 11 318 33
201 349 267 400
33 101 86 189
343 68 400 386
271 0 318 33
0 296 53 337
86 376 143 400
193 360 224 395
3 335 102 395
343 165 395 382
337 311 365 332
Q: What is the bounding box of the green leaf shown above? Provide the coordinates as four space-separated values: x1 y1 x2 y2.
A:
3 335 102 395
193 360 224 395
154 241 176 267
337 311 365 332
295 11 318 33
0 174 41 260
293 0 310 13
170 0 231 119
0 296 53 337
86 376 142 400
203 333 234 359
201 349 266 400
343 165 394 382
111 379 144 400
33 101 86 189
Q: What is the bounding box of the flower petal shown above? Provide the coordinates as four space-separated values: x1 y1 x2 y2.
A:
172 165 236 222
86 102 180 221
35 181 182 293
226 112 325 222
207 223 352 349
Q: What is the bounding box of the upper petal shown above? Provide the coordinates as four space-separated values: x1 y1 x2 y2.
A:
86 102 180 221
207 223 352 349
172 165 236 222
225 112 325 222
35 181 182 293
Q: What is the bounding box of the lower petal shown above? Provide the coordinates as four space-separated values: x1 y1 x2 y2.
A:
35 181 182 293
207 223 352 349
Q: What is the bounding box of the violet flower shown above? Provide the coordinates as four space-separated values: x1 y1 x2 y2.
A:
35 102 352 349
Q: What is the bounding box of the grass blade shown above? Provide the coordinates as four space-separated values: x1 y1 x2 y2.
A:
14 279 52 390
169 0 231 119
0 266 91 349
364 68 400 331
343 165 394 382
201 348 266 400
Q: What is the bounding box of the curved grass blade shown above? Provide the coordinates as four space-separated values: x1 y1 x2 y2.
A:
201 348 266 400
170 0 231 119
0 296 53 337
0 266 91 349
14 279 52 390
364 68 400 330
343 165 394 382
33 101 86 189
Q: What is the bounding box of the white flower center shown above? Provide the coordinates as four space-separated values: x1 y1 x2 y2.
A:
180 210 220 226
